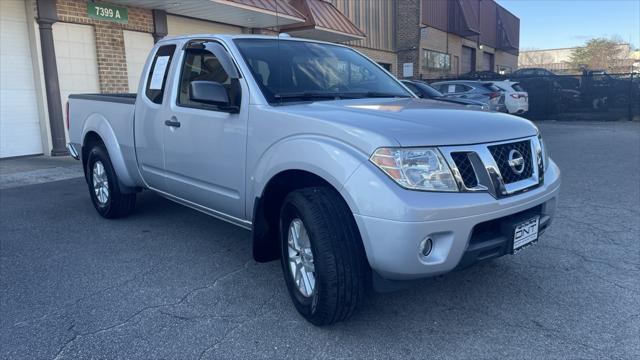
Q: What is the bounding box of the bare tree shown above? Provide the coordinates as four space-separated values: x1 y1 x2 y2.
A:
569 37 630 70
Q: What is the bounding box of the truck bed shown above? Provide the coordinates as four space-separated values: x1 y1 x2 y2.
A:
67 93 141 188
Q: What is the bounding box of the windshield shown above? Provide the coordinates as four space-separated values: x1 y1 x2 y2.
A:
234 39 412 104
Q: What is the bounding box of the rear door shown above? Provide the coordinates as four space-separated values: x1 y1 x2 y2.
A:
162 41 248 219
135 44 178 189
441 84 473 100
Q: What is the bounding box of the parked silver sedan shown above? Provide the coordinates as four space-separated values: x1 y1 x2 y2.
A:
431 80 507 112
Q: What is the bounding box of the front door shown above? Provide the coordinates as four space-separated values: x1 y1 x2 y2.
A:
162 42 247 220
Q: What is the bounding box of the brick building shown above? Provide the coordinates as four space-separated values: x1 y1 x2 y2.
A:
0 0 520 158
406 0 520 79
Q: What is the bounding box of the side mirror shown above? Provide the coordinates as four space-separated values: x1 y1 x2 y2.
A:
190 80 229 106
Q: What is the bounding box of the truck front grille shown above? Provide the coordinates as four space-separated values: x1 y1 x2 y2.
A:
441 137 542 198
450 152 478 188
488 140 533 184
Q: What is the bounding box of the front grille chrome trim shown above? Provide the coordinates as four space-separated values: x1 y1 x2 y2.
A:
440 136 543 199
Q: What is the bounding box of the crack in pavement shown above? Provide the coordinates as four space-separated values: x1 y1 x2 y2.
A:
197 291 278 360
50 260 253 360
539 240 640 270
13 261 164 328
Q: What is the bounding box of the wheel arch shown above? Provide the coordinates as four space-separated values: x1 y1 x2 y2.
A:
251 169 364 264
81 115 136 191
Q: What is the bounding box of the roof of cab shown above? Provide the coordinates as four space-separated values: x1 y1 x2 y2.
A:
156 33 344 47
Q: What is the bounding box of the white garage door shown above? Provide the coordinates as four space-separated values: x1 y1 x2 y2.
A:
53 22 100 141
0 0 43 158
167 15 242 36
123 30 154 93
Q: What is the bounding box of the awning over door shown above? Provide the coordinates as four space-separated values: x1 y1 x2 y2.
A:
496 4 519 54
281 0 366 42
109 0 364 42
108 0 306 28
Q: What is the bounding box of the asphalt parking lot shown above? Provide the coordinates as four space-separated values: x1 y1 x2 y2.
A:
1 121 639 359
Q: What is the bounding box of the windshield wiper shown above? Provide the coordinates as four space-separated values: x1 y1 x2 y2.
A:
273 92 343 101
273 91 412 103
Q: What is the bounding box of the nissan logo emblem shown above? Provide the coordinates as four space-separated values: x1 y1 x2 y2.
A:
508 149 525 175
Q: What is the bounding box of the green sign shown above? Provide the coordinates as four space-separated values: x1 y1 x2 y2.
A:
87 2 128 24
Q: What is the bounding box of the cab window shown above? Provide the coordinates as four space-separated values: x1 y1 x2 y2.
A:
177 46 240 111
145 45 176 104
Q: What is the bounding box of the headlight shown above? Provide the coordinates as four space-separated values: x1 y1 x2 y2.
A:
370 147 458 191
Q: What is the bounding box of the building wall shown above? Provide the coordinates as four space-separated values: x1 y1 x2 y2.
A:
328 0 395 52
395 0 421 78
495 50 518 73
54 0 153 93
417 26 511 79
352 45 397 75
418 0 519 78
166 14 243 36
414 0 520 80
326 0 397 75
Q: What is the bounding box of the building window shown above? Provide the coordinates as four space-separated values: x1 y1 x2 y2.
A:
378 62 392 72
422 49 450 71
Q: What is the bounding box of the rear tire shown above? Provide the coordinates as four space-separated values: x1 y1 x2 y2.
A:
86 144 135 219
279 187 368 326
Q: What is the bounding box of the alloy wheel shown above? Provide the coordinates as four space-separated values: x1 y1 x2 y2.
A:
287 218 316 297
92 161 109 205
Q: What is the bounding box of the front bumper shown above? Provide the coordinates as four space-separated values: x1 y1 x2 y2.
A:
344 159 560 281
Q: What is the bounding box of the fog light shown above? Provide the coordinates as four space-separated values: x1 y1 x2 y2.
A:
419 237 433 257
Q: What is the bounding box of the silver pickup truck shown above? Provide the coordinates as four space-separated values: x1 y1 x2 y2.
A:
67 34 560 325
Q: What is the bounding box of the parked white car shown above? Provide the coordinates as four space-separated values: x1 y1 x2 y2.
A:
493 80 529 115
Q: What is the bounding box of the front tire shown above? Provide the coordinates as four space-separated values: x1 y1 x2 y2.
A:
280 187 368 325
86 144 136 219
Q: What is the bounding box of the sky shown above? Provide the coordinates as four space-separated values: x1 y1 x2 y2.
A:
495 0 640 50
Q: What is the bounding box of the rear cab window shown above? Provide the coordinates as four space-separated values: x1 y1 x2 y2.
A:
483 83 502 92
145 44 177 104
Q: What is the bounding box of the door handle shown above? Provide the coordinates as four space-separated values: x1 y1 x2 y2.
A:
164 119 181 128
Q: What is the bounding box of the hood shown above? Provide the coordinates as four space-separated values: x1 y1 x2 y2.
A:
278 98 538 147
434 96 486 108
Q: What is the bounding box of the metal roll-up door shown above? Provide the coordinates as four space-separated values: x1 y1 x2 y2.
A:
0 0 43 157
461 46 475 75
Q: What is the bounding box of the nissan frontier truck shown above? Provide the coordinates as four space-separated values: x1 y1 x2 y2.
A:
67 35 560 325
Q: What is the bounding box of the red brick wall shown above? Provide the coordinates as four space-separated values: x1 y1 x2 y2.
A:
53 0 153 92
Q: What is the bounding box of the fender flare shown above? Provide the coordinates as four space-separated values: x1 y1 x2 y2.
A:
249 135 368 222
81 113 136 189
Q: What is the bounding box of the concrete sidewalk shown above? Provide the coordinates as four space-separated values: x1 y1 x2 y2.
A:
0 156 84 190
